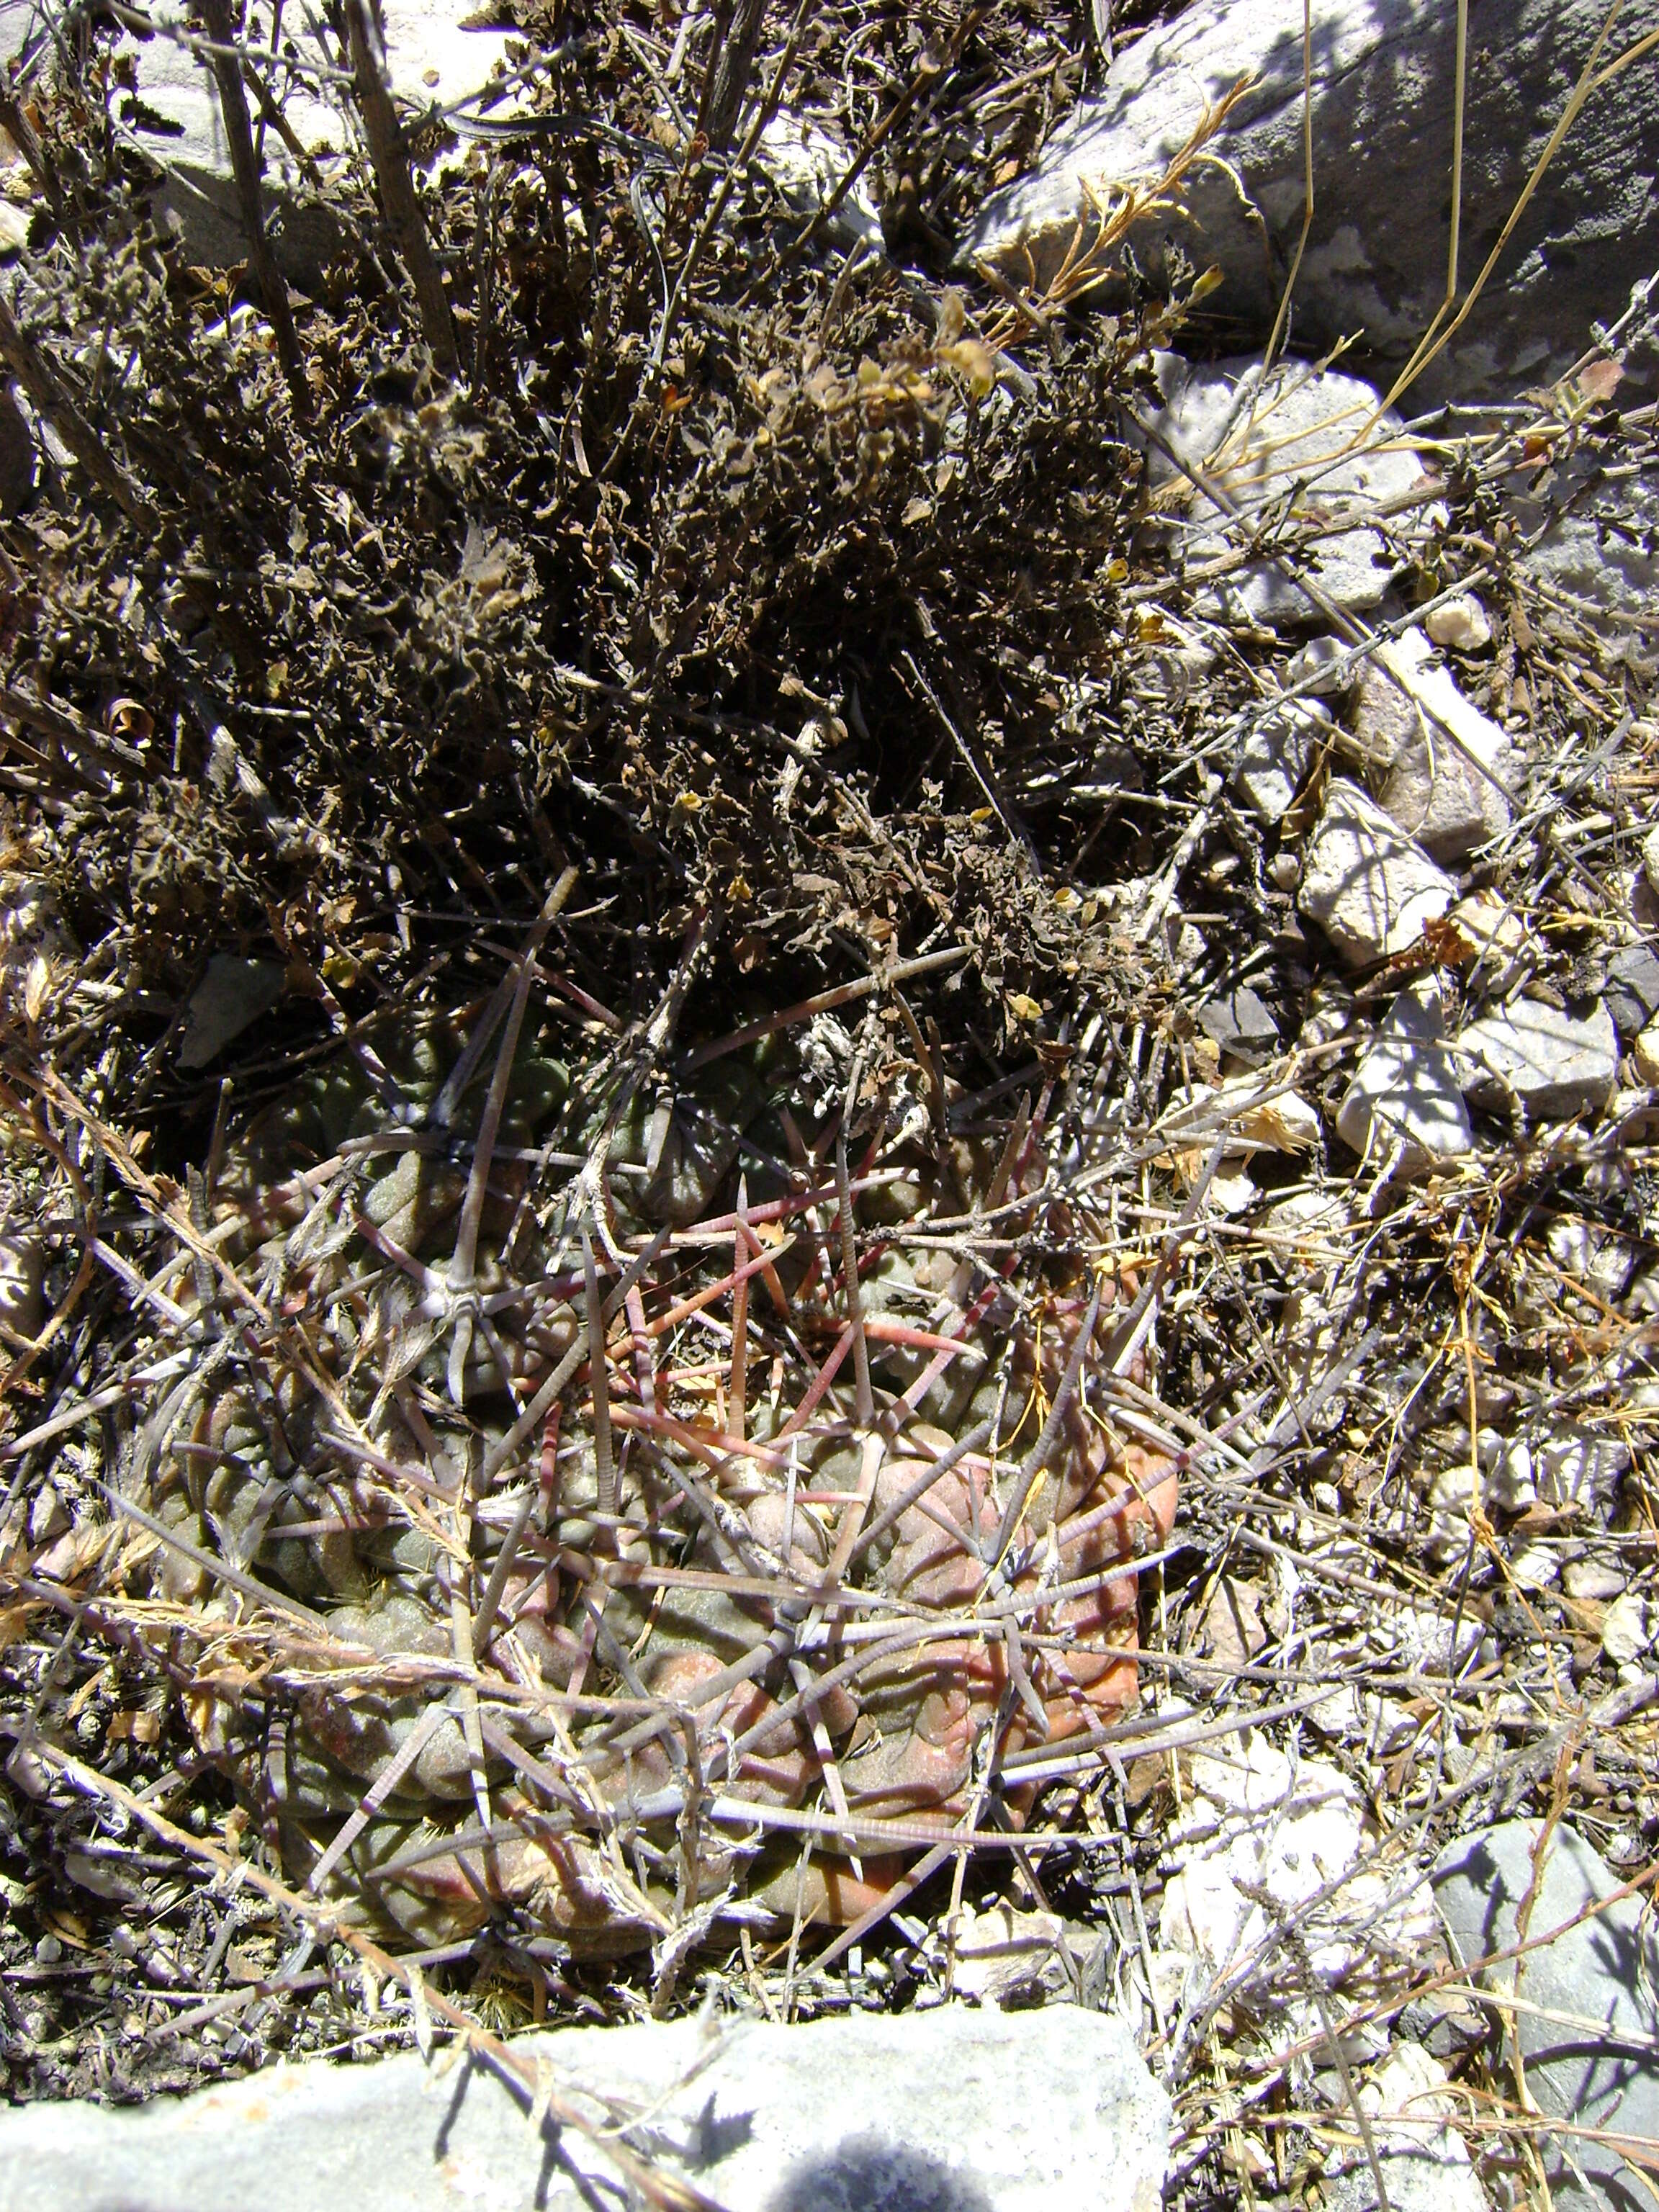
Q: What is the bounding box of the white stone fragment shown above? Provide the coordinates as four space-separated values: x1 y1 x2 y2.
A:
1455 997 1619 1121
1142 358 1424 624
1298 778 1455 966
1533 1426 1630 1518
1160 1077 1321 1157
948 1905 1105 2008
1336 982 1473 1177
1285 634 1353 697
1509 1539 1560 1591
0 1231 42 1344
1562 1557 1626 1602
757 114 884 246
1159 1735 1434 1991
1262 1187 1353 1259
1235 696 1328 820
1544 1215 1638 1298
1424 593 1493 650
0 2009 1172 2212
1602 1592 1656 1665
1326 2046 1487 2212
1644 824 1659 901
127 0 517 194
1354 626 1516 860
1447 888 1534 994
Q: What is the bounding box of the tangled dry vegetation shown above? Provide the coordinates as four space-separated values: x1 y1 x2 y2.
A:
0 1 1657 2208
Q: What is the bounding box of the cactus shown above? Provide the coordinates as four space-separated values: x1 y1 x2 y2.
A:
129 905 1175 1966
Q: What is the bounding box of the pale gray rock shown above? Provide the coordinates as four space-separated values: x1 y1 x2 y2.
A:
1455 997 1619 1121
1143 355 1424 624
1236 695 1328 819
1563 1557 1627 1602
108 0 513 278
0 2005 1170 2212
1298 779 1455 966
112 4 876 278
1336 984 1473 1176
0 1228 42 1343
1513 469 1659 632
1354 628 1517 860
1197 984 1280 1064
966 0 1659 404
179 955 284 1069
1286 634 1354 698
1533 1425 1631 1518
1323 2046 1490 2212
1433 1820 1659 2212
1604 943 1659 1040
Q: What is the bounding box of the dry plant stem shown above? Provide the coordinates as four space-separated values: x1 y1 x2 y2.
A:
24 1742 732 2212
1378 0 1623 415
0 292 156 526
835 1106 874 1429
199 0 309 413
1260 0 1311 375
652 0 812 373
781 4 989 271
696 0 768 151
988 1274 1104 1568
342 0 459 379
582 1220 616 1521
0 84 62 217
680 947 966 1072
477 1228 670 1488
446 868 577 1396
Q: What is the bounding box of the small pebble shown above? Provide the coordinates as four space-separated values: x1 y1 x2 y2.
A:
1563 1557 1625 1602
1424 593 1493 650
1602 1592 1655 1664
1285 634 1352 696
1270 850 1301 891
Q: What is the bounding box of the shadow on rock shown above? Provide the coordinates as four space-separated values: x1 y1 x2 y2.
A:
770 2137 997 2212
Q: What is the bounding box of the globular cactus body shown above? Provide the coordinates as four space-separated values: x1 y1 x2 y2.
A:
143 963 1175 1959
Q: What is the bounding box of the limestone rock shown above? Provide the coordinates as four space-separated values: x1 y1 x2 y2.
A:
1196 985 1280 1064
1532 1426 1630 1519
1285 634 1354 698
1143 356 1423 624
0 2007 1172 2212
1159 1733 1434 1990
1602 1592 1656 1665
1603 943 1659 1040
1423 595 1492 652
1516 469 1659 634
1336 984 1473 1177
1355 628 1517 860
1298 779 1455 966
179 956 285 1070
966 0 1659 404
0 1230 42 1344
1562 1557 1625 1602
1455 998 1618 1122
1235 695 1328 820
1434 1822 1659 2212
1324 2046 1489 2212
